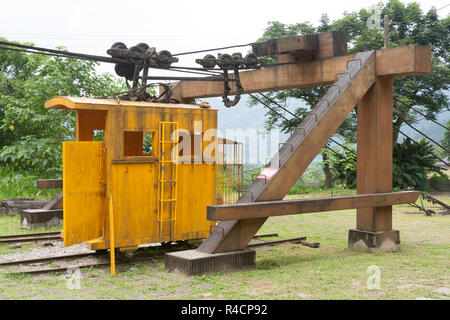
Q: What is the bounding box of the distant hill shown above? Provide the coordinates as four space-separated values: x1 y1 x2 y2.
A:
206 92 449 165
399 111 449 143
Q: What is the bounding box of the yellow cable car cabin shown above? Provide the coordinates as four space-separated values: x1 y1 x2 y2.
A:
45 97 218 251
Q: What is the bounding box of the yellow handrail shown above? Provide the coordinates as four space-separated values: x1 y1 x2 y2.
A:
109 195 116 277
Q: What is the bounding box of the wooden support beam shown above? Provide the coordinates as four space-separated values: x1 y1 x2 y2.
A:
356 77 394 232
207 192 420 221
198 50 377 254
36 179 63 189
278 31 347 63
251 33 319 57
170 45 430 102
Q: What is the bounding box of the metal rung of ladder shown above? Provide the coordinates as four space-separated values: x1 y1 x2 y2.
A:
157 219 175 223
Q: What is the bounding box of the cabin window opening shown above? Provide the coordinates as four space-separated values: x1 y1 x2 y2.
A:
123 130 154 157
93 130 105 142
143 132 153 155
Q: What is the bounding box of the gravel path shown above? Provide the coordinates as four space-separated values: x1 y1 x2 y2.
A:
0 241 94 264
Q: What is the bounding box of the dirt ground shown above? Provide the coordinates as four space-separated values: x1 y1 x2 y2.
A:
0 194 448 300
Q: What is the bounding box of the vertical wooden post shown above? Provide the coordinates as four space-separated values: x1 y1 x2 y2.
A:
349 77 400 251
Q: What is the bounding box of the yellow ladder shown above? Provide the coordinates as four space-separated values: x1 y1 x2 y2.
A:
157 121 179 241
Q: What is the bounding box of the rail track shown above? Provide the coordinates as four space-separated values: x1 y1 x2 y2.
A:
0 252 96 267
0 233 318 275
0 231 61 244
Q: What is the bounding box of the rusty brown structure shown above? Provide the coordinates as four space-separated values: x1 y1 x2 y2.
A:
164 31 431 274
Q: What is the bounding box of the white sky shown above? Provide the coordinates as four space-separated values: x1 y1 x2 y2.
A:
1 0 448 76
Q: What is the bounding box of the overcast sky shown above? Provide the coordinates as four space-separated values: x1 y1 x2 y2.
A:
1 0 448 75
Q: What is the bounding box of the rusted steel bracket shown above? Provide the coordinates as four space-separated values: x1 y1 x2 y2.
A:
222 68 243 107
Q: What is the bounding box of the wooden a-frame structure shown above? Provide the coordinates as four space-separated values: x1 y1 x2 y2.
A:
163 34 431 273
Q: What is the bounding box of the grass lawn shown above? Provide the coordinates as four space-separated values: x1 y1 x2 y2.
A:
0 192 448 300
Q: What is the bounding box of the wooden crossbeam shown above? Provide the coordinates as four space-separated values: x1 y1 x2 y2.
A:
207 192 420 221
36 179 63 189
170 45 430 102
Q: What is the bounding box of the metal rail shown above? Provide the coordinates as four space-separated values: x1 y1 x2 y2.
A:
13 258 155 275
1 233 298 275
0 252 95 266
0 235 61 244
0 231 60 239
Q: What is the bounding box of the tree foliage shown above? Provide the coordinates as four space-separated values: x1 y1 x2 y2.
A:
324 139 446 190
393 138 445 189
0 38 124 175
441 119 450 159
323 147 357 188
249 0 449 190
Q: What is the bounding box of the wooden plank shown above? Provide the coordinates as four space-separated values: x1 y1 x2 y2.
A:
376 46 431 77
356 77 394 232
277 34 318 53
3 200 47 214
198 50 377 254
207 192 420 221
253 32 344 60
36 179 62 189
313 31 347 60
170 45 431 102
251 34 319 56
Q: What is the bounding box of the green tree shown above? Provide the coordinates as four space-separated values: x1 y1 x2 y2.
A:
393 138 445 189
0 38 124 175
441 119 450 159
249 0 449 189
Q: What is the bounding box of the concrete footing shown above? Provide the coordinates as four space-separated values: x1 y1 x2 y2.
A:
20 209 63 229
348 229 400 252
164 249 256 275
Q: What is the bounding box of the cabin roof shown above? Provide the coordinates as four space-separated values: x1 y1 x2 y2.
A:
45 96 217 111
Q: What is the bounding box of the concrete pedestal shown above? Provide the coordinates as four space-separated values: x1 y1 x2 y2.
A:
20 209 63 229
164 249 256 275
348 229 400 252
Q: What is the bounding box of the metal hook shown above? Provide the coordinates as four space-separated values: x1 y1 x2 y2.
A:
222 67 243 107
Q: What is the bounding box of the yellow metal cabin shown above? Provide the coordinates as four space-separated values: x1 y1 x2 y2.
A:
45 97 217 251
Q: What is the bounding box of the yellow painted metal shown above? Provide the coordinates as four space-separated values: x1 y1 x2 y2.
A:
108 196 115 277
62 141 105 246
111 162 158 247
51 97 217 251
